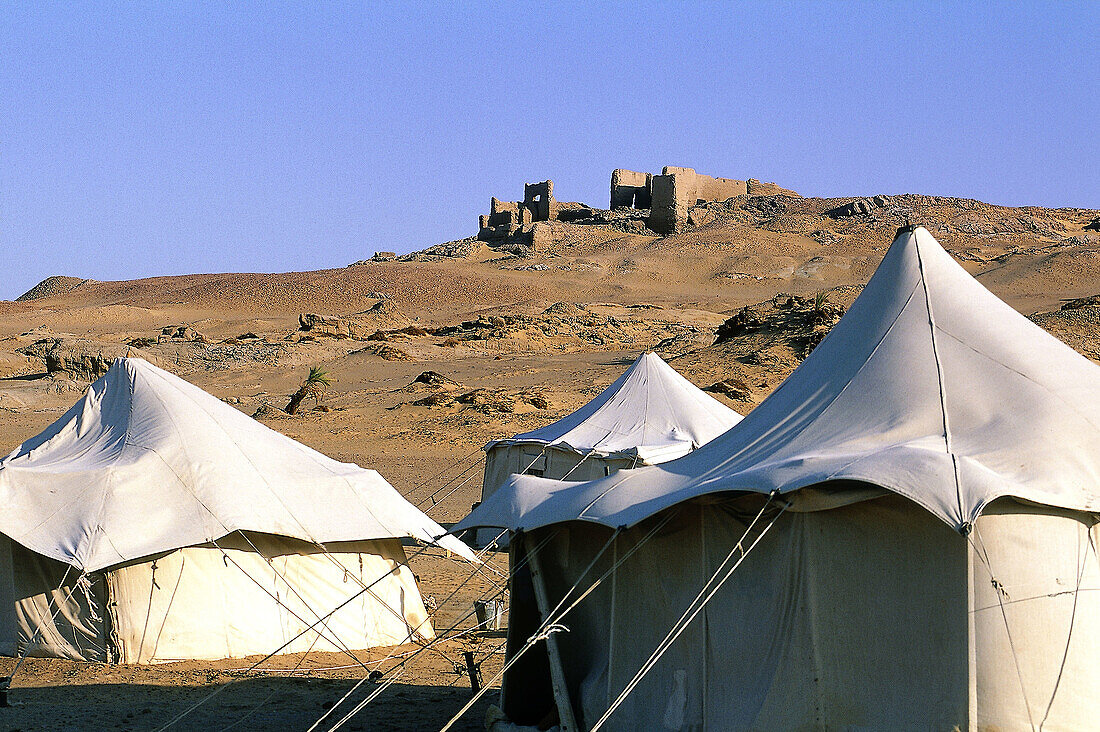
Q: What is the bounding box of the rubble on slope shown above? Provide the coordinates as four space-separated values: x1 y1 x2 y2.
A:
715 292 846 357
1029 296 1100 363
15 276 88 302
409 387 550 414
398 239 477 261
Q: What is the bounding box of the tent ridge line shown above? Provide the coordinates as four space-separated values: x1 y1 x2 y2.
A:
696 463 953 533
651 357 682 448
577 468 641 520
144 360 465 557
913 235 965 525
137 364 392 549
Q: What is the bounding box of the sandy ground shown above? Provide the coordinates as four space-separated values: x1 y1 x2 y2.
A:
2 196 1100 730
0 634 506 731
0 546 511 731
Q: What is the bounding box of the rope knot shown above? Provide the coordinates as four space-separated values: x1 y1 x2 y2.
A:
534 623 569 642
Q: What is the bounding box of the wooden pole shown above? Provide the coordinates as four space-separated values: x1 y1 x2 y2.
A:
463 650 482 693
526 534 579 732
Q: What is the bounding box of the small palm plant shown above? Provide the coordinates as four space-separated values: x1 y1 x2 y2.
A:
285 366 333 415
813 290 831 313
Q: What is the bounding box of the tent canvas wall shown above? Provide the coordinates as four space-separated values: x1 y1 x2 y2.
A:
0 533 431 663
457 226 1100 730
0 357 474 663
504 491 1100 730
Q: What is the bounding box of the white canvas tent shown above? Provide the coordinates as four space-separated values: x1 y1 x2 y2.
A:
456 226 1100 730
473 352 741 549
0 357 475 663
481 351 742 499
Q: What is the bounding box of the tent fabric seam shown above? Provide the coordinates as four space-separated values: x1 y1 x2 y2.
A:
932 325 1100 438
913 231 965 523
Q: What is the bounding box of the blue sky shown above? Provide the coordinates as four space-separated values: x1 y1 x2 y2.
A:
3 2 1097 300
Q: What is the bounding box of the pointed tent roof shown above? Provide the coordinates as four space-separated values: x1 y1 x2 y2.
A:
457 226 1100 534
0 357 475 571
487 351 743 464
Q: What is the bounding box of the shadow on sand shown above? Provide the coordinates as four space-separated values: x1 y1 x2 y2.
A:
2 676 497 732
0 373 49 381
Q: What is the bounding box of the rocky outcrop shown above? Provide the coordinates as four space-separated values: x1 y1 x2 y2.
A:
411 371 459 387
1029 300 1100 363
543 302 587 317
715 293 846 356
704 378 754 401
17 338 152 380
1061 294 1100 310
298 313 371 339
411 387 549 413
160 325 208 342
299 300 412 339
397 239 476 261
348 342 415 361
251 401 289 419
826 196 894 218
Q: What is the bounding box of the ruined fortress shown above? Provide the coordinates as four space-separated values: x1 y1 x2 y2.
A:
476 180 594 249
612 167 794 234
477 166 795 245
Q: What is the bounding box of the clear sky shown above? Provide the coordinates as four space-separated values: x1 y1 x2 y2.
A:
3 2 1097 300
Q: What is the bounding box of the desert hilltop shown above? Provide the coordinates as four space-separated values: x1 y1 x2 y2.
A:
0 169 1099 730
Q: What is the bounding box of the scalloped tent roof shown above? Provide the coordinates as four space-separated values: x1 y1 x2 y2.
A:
457 226 1100 534
0 357 475 571
486 351 742 464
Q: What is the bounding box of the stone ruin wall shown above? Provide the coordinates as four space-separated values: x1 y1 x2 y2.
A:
612 166 796 234
694 173 749 201
476 167 797 248
477 179 578 249
610 169 652 209
477 181 551 246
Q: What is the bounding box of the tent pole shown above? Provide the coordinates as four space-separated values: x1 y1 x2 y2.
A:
499 539 517 713
966 536 978 730
525 533 579 732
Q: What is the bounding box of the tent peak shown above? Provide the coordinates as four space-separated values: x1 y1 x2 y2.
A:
0 355 478 569
484 351 742 459
458 226 1100 535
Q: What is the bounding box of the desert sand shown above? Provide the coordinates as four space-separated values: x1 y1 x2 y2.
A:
1 191 1099 730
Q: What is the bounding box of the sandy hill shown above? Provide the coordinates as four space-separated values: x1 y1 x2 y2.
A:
14 193 1100 324
1 189 1100 729
14 275 87 302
